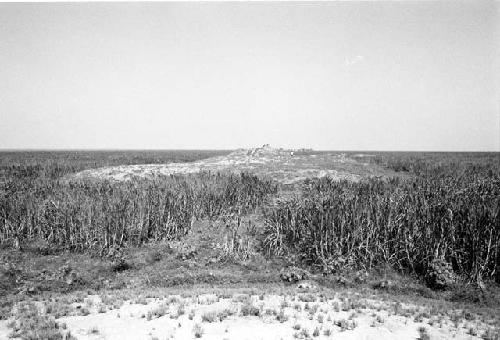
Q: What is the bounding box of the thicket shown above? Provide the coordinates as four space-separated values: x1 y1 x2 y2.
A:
0 158 276 253
264 156 500 283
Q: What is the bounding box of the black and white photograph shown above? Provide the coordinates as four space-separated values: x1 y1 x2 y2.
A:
0 1 499 339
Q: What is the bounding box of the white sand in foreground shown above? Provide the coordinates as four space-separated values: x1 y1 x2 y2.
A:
53 293 485 340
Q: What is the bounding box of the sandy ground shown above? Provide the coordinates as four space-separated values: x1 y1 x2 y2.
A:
0 320 10 339
71 147 384 184
3 290 486 340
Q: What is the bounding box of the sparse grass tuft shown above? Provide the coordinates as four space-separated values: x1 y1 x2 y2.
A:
87 326 99 335
201 311 218 323
193 323 204 338
276 309 289 323
146 303 169 320
298 294 316 303
481 328 500 340
8 302 64 340
418 326 430 340
240 301 260 317
312 326 320 337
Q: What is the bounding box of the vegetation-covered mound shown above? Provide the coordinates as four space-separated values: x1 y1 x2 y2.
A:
71 146 394 184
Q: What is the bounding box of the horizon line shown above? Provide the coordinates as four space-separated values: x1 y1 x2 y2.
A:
0 148 498 153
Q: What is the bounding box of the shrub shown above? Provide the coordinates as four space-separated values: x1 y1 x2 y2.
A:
298 293 316 303
313 327 320 337
240 301 260 317
8 302 64 340
276 310 288 323
481 328 500 340
146 303 169 320
201 311 218 323
426 258 455 289
279 267 309 283
418 326 430 340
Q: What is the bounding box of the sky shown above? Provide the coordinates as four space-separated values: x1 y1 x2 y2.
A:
0 1 498 151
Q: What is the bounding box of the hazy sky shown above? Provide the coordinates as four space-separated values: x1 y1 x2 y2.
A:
0 1 498 151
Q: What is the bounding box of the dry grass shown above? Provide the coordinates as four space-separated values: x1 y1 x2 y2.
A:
263 162 500 283
1 171 276 254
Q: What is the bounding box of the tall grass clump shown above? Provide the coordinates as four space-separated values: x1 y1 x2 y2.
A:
264 158 500 283
0 166 276 253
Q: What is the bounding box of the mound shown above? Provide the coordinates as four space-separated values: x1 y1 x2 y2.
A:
72 146 390 184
